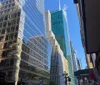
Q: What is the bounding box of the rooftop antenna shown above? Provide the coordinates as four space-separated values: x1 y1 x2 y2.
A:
59 0 61 10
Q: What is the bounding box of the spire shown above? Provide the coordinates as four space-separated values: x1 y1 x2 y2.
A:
59 0 61 10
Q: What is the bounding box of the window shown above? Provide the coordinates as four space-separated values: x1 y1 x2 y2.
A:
12 19 16 25
6 1 8 4
0 17 3 22
5 5 7 9
10 59 14 66
4 10 7 13
8 15 12 19
14 13 17 18
2 51 8 57
8 21 11 26
0 23 2 28
7 28 10 33
4 43 8 49
11 8 14 12
0 36 3 41
10 34 13 39
16 26 19 31
17 18 20 24
8 71 12 77
13 40 17 43
9 34 13 40
0 11 3 14
11 26 15 32
4 15 8 20
14 33 17 39
12 3 15 6
3 22 7 27
1 29 5 34
5 35 9 40
18 12 20 17
8 4 11 8
7 9 10 13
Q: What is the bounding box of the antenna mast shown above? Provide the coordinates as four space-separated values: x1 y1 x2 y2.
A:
59 0 61 10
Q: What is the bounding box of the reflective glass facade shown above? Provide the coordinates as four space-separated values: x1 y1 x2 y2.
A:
51 10 70 57
51 10 75 85
0 0 50 85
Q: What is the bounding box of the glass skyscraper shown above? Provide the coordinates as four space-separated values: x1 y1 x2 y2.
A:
0 0 50 85
51 10 75 85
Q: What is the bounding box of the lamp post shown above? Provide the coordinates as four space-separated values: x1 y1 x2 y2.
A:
63 72 71 85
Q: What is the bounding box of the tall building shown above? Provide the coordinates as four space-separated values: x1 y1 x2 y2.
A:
70 44 78 71
51 10 70 57
0 0 50 85
45 10 68 85
51 10 75 85
74 1 94 69
70 43 79 85
77 58 82 70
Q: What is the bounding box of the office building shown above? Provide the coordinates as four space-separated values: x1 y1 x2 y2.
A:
45 10 68 85
74 1 94 69
70 44 78 71
51 10 70 57
51 10 75 85
77 58 82 70
28 36 49 71
70 43 79 85
0 0 50 85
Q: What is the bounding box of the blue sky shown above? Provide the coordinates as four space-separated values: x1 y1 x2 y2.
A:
45 0 86 69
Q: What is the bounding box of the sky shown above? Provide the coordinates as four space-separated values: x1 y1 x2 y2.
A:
45 0 86 69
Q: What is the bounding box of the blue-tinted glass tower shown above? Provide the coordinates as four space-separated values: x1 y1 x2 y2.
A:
0 0 50 85
51 10 75 85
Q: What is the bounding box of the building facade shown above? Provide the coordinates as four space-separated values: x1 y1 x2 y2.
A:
70 44 78 71
51 10 75 85
77 58 82 70
45 10 68 85
70 43 79 85
51 10 70 57
0 0 50 85
74 1 94 69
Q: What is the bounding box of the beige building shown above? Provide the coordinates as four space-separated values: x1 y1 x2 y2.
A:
45 10 68 85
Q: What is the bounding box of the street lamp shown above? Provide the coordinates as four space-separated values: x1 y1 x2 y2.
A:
62 72 71 85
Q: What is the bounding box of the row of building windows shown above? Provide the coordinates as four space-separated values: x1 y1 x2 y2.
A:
22 43 48 65
24 31 48 54
21 48 48 66
29 50 48 64
0 19 19 29
28 38 48 54
0 6 19 15
5 33 17 40
0 26 18 35
30 37 47 49
28 41 48 59
0 2 15 10
0 58 14 67
3 39 17 49
0 0 14 4
20 63 49 79
0 12 20 22
28 58 44 69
